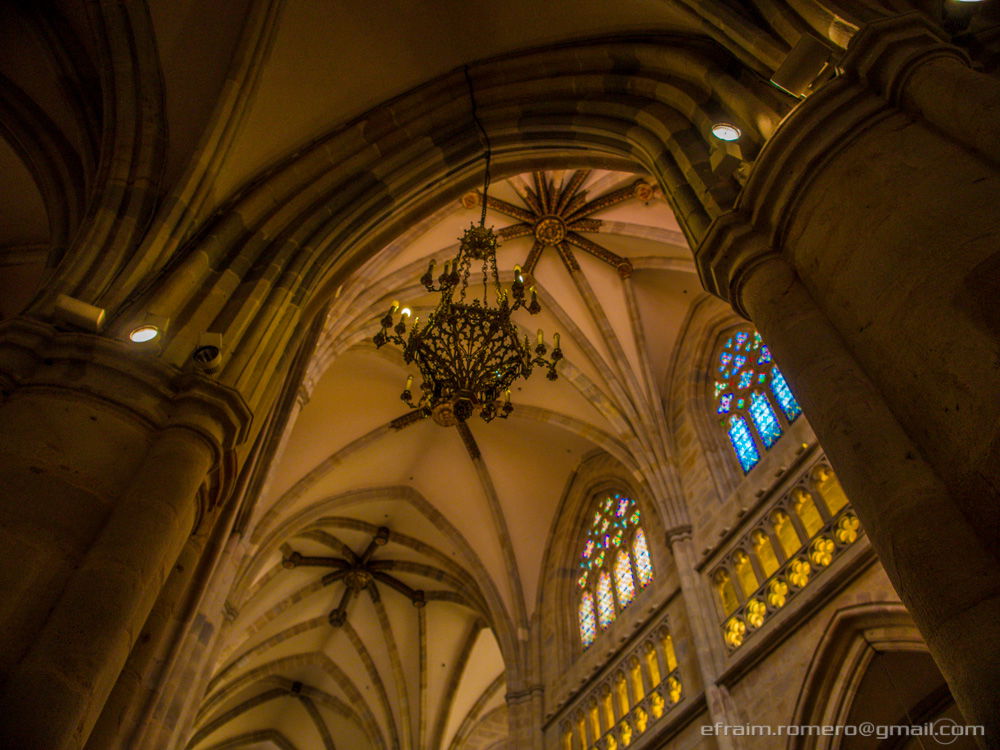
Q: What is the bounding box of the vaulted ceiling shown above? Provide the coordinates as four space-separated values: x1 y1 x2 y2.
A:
187 169 705 749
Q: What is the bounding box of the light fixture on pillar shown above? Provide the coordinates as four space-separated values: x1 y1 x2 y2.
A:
128 313 170 344
711 122 742 141
374 69 562 426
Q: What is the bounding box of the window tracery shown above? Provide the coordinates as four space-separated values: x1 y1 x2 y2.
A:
713 329 802 473
575 492 653 648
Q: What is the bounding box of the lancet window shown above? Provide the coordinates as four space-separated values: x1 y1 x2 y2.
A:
713 329 802 473
576 492 653 648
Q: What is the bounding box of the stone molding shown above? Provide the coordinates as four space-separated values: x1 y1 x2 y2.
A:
0 317 253 517
693 13 974 316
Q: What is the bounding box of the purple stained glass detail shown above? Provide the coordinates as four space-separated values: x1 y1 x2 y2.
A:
616 495 629 518
718 393 733 414
582 539 594 559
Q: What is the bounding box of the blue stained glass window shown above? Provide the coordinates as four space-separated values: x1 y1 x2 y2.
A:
770 367 802 421
749 392 782 448
715 329 806 474
728 415 760 473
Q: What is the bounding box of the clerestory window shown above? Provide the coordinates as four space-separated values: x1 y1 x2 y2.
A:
712 329 802 473
576 492 653 648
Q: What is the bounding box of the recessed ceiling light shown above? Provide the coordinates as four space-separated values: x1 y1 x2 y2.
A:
129 325 160 343
711 122 742 141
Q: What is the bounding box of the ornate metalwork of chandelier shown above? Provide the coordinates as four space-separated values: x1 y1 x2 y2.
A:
374 70 562 427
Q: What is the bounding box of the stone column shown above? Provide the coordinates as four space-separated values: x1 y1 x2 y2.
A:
0 319 250 750
738 254 1000 738
668 526 743 750
692 12 1000 739
506 683 544 750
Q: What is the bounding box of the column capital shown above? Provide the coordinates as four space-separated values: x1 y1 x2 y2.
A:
840 11 969 104
664 524 694 545
0 317 253 516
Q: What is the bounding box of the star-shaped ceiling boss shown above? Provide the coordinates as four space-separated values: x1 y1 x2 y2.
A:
283 527 425 628
462 169 659 280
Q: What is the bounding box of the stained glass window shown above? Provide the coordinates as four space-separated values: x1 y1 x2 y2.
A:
596 572 614 629
712 328 802 473
574 492 653 647
749 392 782 448
632 527 653 587
729 415 760 473
579 592 597 647
614 551 636 607
770 367 802 421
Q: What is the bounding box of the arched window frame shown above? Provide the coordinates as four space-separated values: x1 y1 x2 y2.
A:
574 490 654 649
711 328 802 474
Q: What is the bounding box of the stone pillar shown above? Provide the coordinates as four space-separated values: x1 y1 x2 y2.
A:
739 254 1000 738
0 319 250 750
506 683 544 750
668 526 743 750
692 13 1000 740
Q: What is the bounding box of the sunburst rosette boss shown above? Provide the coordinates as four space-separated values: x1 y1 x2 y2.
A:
373 221 563 426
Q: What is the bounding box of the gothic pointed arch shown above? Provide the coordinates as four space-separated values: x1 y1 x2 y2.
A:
787 603 964 750
535 451 671 674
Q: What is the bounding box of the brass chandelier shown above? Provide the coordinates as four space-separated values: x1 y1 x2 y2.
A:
374 70 562 426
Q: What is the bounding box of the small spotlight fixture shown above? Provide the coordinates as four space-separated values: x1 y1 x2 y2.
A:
129 325 160 343
711 123 742 142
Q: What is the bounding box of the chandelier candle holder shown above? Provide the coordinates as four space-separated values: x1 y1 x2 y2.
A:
373 227 562 426
373 67 562 426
